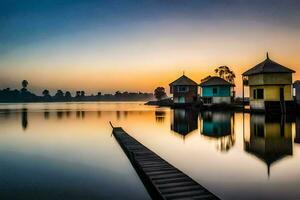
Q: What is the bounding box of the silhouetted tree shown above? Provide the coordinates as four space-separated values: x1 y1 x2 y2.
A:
42 89 50 97
214 66 235 84
55 90 64 99
76 91 81 98
154 87 167 100
0 84 153 102
42 89 51 101
115 91 121 97
215 66 236 98
123 91 129 98
21 80 29 94
19 80 36 101
0 88 15 102
65 91 72 99
22 80 28 89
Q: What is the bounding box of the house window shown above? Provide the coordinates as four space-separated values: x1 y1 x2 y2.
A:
213 88 217 94
257 89 264 99
178 86 189 92
253 89 264 99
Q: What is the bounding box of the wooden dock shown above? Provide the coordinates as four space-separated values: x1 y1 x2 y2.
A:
111 125 220 200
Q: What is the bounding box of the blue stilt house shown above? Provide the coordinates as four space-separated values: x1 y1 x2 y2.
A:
199 76 234 105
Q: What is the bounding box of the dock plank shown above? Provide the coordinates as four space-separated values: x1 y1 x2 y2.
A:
112 126 220 200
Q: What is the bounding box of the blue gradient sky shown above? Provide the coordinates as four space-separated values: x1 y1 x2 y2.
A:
1 0 300 95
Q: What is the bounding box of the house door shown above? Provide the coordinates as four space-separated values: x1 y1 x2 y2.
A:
280 88 284 101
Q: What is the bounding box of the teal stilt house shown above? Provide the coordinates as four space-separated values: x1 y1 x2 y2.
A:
199 76 234 105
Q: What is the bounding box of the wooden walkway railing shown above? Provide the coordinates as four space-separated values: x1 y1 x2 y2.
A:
111 123 220 200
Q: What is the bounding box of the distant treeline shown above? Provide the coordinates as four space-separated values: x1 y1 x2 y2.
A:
0 80 154 103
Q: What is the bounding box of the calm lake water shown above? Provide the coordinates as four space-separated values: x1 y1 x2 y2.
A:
0 102 300 200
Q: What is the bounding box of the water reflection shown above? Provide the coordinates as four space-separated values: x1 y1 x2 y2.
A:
0 109 11 118
155 111 166 123
116 110 121 120
97 111 102 118
171 109 198 137
200 112 235 151
244 114 293 176
66 110 71 118
124 111 128 119
44 110 75 120
76 111 85 119
295 115 300 144
21 108 28 130
44 110 50 119
1 103 300 199
0 103 151 200
57 111 64 119
23 109 165 130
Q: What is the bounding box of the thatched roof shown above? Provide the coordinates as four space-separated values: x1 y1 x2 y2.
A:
243 53 295 76
199 76 234 87
169 75 197 86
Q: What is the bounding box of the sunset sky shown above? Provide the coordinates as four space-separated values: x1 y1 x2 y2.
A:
1 0 300 96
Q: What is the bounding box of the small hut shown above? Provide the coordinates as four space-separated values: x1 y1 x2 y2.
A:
199 76 234 105
242 53 295 113
169 75 198 104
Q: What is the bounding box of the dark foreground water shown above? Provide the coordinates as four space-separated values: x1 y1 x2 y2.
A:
0 102 299 200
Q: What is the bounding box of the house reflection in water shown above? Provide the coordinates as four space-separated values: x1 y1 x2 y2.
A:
171 109 198 137
295 116 300 144
155 110 166 123
244 114 293 176
200 112 235 151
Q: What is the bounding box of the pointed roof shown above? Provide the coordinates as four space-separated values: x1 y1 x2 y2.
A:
245 141 292 177
243 53 295 76
199 76 234 87
169 75 197 86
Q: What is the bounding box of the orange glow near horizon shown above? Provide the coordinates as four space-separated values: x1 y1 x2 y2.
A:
2 53 299 97
1 20 300 96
